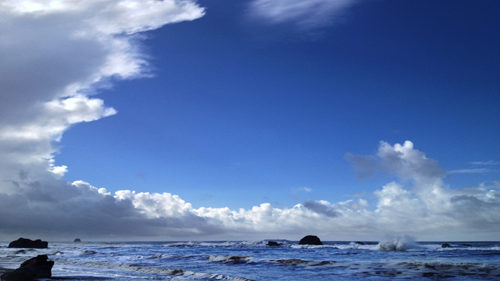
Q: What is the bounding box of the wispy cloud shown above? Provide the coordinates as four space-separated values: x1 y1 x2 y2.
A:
292 186 312 193
248 0 359 29
449 168 491 174
471 161 500 165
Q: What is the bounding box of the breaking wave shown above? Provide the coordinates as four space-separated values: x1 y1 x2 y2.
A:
377 236 420 251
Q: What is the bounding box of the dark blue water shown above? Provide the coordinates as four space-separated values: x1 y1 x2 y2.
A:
1 239 500 280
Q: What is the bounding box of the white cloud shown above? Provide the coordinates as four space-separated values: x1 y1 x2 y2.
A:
0 0 204 185
292 186 312 193
248 0 358 29
449 168 490 174
342 141 500 240
0 0 208 239
470 161 500 165
346 140 446 183
2 134 500 240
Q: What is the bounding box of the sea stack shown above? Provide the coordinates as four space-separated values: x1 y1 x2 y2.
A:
299 235 323 245
8 238 48 249
0 255 54 281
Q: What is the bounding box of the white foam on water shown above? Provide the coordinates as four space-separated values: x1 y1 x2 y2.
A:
56 260 255 280
290 244 338 249
334 242 379 250
208 255 254 264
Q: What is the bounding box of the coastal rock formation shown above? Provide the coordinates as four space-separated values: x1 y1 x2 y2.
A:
267 241 280 246
8 238 48 249
441 243 452 248
299 235 323 245
0 255 54 281
74 238 82 242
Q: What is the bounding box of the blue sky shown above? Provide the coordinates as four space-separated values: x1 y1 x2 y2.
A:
1 0 499 241
56 0 499 209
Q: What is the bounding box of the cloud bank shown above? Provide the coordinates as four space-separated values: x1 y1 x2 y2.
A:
0 0 208 239
247 0 359 29
1 1 499 242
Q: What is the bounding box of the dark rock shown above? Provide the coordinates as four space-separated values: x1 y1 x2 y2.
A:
355 241 365 245
74 238 82 242
299 235 323 245
8 238 48 249
441 243 452 248
267 241 280 246
226 256 248 264
1 255 54 281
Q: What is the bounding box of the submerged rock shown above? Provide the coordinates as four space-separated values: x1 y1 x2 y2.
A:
299 235 323 245
8 238 48 249
1 255 54 281
441 243 452 248
267 241 280 246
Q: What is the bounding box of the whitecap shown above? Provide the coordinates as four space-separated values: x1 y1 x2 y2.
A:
208 255 254 264
377 236 420 251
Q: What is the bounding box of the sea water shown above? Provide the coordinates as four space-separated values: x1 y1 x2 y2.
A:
1 239 500 280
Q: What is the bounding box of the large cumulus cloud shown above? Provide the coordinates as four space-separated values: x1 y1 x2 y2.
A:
0 0 209 240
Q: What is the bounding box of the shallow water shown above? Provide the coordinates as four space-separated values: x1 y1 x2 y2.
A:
1 240 500 280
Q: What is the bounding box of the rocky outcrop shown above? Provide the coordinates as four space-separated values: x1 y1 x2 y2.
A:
74 238 82 242
299 235 323 245
0 255 54 281
441 243 452 248
8 238 48 249
267 241 280 246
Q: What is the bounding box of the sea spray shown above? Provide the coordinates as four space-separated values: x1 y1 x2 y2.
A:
377 235 419 251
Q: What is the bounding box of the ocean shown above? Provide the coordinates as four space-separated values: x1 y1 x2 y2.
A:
1 239 500 280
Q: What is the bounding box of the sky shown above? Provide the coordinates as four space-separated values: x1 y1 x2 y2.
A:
0 0 499 242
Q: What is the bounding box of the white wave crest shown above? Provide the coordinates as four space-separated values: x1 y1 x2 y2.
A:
208 255 254 264
377 236 420 251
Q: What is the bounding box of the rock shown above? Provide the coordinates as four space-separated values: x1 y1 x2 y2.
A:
299 235 323 245
441 243 452 248
74 238 82 242
8 238 48 249
1 255 54 281
267 241 280 246
355 241 365 245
